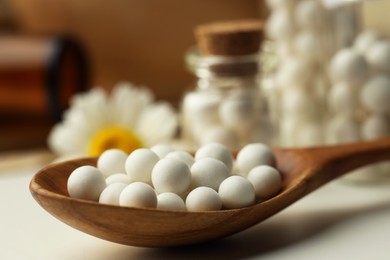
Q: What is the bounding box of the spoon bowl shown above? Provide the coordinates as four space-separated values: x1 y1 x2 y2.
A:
30 138 390 247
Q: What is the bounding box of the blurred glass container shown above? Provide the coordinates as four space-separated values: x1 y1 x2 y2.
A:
0 37 89 120
181 20 275 150
266 0 390 182
0 36 89 150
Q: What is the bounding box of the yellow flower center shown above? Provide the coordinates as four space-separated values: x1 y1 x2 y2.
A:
88 127 143 156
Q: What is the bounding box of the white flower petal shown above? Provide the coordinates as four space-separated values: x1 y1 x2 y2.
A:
136 102 178 146
65 108 106 133
69 88 110 129
109 82 154 126
49 82 178 156
48 123 90 155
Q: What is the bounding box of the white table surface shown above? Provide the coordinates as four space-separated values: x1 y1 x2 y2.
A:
1 158 390 260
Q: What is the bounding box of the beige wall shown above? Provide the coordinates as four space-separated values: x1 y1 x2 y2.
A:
6 0 390 104
9 0 265 104
363 0 390 37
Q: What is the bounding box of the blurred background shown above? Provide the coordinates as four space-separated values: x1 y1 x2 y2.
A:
0 0 268 152
0 0 389 153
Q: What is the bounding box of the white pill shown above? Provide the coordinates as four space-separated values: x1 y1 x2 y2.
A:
97 149 127 178
190 158 230 190
150 144 176 159
330 48 368 86
67 166 106 201
366 40 390 73
157 192 186 210
119 182 157 208
328 82 360 114
354 31 382 54
295 0 327 30
219 94 255 130
152 158 191 194
326 115 361 144
276 57 312 87
361 74 390 114
218 176 255 209
186 187 222 211
281 87 320 118
185 94 222 142
99 183 127 206
125 148 159 183
266 9 295 40
236 143 275 176
247 165 282 200
165 151 195 168
105 173 131 185
195 142 234 172
361 115 390 140
182 91 221 127
200 126 239 150
294 31 322 62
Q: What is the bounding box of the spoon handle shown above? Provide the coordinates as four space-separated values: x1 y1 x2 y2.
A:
301 137 390 187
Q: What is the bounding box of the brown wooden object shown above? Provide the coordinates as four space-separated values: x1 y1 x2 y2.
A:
30 138 390 247
195 19 264 56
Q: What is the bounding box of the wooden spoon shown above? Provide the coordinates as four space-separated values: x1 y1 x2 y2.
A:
30 138 390 247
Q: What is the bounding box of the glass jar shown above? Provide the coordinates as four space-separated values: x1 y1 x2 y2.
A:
181 47 275 150
325 0 390 182
266 0 390 183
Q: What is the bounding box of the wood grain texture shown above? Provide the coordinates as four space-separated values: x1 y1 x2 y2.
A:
30 138 390 247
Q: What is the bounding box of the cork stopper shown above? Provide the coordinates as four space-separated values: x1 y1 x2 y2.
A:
195 19 264 56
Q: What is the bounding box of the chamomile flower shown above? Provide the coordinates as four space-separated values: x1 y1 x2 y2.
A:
48 82 178 157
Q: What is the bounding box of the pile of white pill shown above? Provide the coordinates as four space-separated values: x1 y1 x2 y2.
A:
182 88 274 150
327 31 390 181
328 31 390 144
266 0 333 148
67 142 283 211
266 0 390 180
